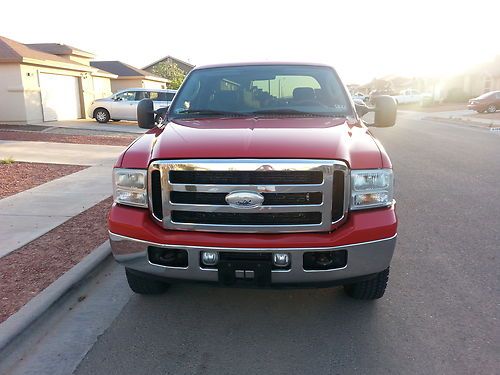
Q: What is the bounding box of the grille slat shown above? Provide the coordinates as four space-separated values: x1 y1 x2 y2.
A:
170 191 323 206
169 170 323 185
171 211 322 225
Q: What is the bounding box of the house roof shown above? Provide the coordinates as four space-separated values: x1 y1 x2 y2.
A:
0 35 92 71
142 55 195 71
25 43 94 58
90 61 168 82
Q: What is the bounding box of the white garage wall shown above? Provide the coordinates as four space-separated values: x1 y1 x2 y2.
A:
142 80 166 89
92 76 113 99
0 64 29 124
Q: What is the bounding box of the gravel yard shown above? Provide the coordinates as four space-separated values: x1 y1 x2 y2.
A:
0 197 112 323
0 162 87 199
0 130 137 146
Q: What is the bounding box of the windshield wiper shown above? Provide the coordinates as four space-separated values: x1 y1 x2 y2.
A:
177 109 246 117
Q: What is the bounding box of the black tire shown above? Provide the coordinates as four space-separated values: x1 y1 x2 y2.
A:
125 268 169 294
344 268 389 300
94 108 110 123
486 104 497 113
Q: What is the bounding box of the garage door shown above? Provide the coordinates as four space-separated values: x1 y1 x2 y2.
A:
39 73 82 121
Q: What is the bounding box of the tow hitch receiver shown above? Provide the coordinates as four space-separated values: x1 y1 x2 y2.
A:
218 260 272 286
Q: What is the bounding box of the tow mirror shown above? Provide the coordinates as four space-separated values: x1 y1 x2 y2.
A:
358 95 397 127
373 95 397 127
137 99 156 129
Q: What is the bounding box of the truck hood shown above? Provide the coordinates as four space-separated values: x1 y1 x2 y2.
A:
121 117 388 169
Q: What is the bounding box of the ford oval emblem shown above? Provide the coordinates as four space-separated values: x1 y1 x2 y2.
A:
225 191 264 209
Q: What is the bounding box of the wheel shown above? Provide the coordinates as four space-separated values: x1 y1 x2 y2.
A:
94 108 110 123
486 104 497 113
125 268 169 294
343 268 389 300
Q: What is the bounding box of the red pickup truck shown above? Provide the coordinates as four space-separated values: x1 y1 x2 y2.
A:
108 63 398 300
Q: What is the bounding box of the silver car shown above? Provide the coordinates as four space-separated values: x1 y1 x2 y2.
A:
89 88 176 123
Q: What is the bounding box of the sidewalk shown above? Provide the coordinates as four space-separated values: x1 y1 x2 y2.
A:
32 120 146 135
0 141 125 258
420 110 500 128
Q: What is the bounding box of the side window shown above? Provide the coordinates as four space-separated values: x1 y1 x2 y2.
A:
149 91 160 101
136 91 151 100
115 91 136 101
157 92 175 101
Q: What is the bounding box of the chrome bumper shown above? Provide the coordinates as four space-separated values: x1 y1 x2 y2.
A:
109 232 396 285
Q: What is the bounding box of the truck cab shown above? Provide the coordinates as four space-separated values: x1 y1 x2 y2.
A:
108 63 398 300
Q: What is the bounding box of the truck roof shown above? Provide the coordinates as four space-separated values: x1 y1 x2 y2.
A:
193 62 335 71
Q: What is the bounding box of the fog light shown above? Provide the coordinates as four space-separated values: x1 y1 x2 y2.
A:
272 253 290 267
201 251 219 266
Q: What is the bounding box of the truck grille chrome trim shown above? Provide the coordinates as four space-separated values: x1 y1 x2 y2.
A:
148 159 349 233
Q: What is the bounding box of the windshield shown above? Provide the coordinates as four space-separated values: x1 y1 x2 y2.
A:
169 65 351 119
476 91 496 100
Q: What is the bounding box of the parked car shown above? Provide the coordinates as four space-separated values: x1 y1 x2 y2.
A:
109 62 398 300
393 89 432 105
89 88 177 123
467 91 500 113
351 92 368 102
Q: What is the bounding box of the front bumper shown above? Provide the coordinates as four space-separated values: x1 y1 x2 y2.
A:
109 231 396 285
467 104 484 111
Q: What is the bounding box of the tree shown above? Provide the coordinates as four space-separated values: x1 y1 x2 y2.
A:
151 61 186 90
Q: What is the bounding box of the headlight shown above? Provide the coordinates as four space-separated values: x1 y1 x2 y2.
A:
113 168 148 208
350 169 393 210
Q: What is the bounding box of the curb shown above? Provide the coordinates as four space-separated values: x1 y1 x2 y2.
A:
423 116 500 128
0 241 111 352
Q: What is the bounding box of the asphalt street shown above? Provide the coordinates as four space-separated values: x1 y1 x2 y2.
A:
4 113 499 375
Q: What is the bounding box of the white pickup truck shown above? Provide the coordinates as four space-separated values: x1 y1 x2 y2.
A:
393 89 432 105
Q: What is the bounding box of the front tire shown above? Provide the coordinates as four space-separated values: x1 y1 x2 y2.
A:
486 104 497 113
344 268 390 300
94 108 110 123
125 268 169 294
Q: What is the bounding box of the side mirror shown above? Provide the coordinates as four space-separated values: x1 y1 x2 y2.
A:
137 99 156 129
372 95 397 127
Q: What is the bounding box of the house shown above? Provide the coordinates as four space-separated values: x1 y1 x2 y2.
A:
90 61 169 92
434 55 500 101
142 55 195 75
0 36 117 124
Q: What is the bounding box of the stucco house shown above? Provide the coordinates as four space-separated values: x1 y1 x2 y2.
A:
0 36 117 124
143 55 195 75
434 55 500 102
90 61 169 92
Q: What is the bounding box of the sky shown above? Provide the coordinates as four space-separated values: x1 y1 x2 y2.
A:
1 0 498 84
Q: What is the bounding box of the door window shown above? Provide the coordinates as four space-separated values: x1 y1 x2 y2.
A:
135 91 152 100
115 91 136 101
158 92 176 101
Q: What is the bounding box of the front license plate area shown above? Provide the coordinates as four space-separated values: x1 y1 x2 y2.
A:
218 260 272 286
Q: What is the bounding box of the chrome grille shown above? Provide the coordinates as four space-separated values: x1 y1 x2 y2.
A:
148 159 349 233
